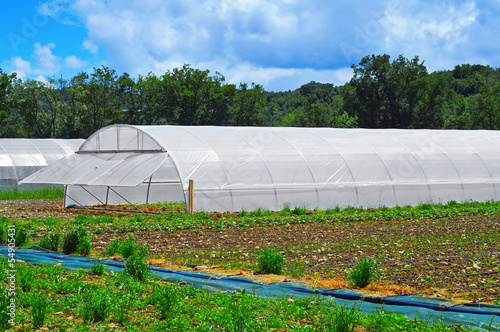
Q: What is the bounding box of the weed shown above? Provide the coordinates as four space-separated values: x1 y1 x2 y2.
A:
18 265 35 292
348 258 380 288
104 236 147 259
90 261 108 276
38 230 62 251
62 226 91 255
326 304 360 332
0 224 6 243
292 206 307 215
124 251 150 282
151 283 179 318
257 248 284 275
30 293 49 328
79 289 112 323
289 261 306 278
0 286 10 330
14 225 28 246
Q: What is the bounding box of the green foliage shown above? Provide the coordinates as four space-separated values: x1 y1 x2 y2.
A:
326 304 360 332
38 230 62 251
348 258 380 288
18 265 36 292
0 224 5 243
79 289 112 323
0 188 64 200
62 226 92 255
104 236 147 259
30 293 49 329
124 249 150 282
151 284 180 318
89 261 108 276
14 225 28 247
0 285 10 330
257 248 284 275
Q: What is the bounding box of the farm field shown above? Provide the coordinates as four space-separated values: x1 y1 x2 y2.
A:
2 198 500 303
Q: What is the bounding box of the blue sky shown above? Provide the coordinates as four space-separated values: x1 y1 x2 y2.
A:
1 0 499 92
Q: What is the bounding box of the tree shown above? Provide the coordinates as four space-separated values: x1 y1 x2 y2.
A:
160 64 235 125
0 69 17 137
345 54 428 128
229 83 265 126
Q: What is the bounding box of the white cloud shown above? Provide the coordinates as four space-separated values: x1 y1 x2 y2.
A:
82 40 98 54
65 55 88 68
33 42 60 74
10 57 32 79
7 43 87 79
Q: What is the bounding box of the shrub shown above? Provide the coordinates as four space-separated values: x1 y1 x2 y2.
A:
38 230 62 251
151 284 180 318
62 226 92 255
31 293 49 329
79 289 112 323
348 258 380 288
18 265 35 292
257 248 284 275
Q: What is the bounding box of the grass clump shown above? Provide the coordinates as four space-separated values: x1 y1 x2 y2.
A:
348 258 380 288
62 226 92 255
258 248 284 275
79 289 112 323
124 251 150 282
38 230 62 251
326 304 360 332
151 283 180 318
90 261 108 276
30 293 49 329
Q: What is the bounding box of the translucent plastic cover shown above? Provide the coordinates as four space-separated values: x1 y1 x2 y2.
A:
0 139 84 190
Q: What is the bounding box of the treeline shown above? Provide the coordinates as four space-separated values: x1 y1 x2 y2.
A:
1 54 500 139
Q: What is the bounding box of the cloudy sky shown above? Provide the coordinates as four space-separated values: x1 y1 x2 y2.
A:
1 0 498 91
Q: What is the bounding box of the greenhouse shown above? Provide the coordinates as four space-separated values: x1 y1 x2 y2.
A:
20 124 500 212
0 138 84 190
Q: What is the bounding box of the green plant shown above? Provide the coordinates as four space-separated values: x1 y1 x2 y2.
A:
0 286 10 330
39 230 62 251
347 258 380 288
257 248 284 275
326 304 360 332
18 265 36 292
151 283 180 318
31 293 49 328
79 289 112 323
62 226 92 255
0 224 6 243
104 236 146 259
90 261 108 276
124 251 150 282
14 225 28 246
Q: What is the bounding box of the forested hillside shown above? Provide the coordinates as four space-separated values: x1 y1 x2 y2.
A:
1 54 499 138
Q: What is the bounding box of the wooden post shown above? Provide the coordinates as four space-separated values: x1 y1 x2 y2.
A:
188 179 194 214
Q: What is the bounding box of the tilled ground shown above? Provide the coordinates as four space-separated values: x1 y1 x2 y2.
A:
4 199 500 302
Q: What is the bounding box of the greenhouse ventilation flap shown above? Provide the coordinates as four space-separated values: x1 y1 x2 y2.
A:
20 124 500 212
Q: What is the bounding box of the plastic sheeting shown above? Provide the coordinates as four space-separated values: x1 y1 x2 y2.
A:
0 138 84 190
19 125 500 211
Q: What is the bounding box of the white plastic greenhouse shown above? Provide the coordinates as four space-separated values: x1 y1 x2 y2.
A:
20 125 500 212
1 139 84 190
